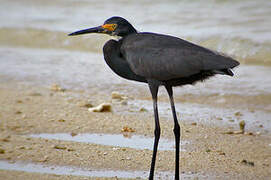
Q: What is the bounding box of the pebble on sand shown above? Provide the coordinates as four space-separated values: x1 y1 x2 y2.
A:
53 145 67 150
16 100 23 103
239 120 246 132
71 132 77 136
50 84 66 92
15 111 22 114
234 111 243 117
139 107 148 112
38 155 49 162
241 159 255 166
0 148 5 154
88 103 112 112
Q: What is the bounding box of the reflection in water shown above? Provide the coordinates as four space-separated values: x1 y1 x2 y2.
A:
29 133 189 151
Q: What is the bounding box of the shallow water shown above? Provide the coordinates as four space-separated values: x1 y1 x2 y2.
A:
0 160 173 179
0 160 217 179
0 0 271 95
128 100 271 134
1 0 271 64
0 47 271 96
29 133 189 151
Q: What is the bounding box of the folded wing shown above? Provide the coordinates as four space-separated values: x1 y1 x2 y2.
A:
121 33 239 81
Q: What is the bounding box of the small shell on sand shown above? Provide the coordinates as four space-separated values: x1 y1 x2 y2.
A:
88 103 112 112
121 126 136 132
111 91 127 100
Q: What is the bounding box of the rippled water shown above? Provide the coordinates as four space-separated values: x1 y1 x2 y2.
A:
0 0 271 64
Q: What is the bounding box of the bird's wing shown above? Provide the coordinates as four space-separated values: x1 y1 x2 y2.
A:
121 33 239 81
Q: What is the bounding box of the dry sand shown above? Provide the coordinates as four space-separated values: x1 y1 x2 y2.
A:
0 81 270 179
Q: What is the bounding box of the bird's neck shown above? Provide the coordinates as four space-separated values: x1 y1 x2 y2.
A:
119 26 138 37
127 26 138 35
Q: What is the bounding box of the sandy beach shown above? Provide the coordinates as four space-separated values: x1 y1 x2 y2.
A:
0 80 270 179
1 0 271 179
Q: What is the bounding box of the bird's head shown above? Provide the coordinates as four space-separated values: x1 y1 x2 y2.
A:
68 16 137 37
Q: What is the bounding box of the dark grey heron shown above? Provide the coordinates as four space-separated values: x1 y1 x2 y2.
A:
69 16 239 180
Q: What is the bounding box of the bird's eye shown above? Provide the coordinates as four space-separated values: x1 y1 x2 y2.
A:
112 24 117 30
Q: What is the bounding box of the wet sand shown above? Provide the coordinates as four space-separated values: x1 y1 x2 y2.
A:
0 81 270 179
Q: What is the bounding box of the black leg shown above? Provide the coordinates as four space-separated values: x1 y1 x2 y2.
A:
148 82 160 180
165 85 180 180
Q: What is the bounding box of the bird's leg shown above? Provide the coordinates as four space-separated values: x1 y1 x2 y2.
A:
148 82 160 180
165 85 180 180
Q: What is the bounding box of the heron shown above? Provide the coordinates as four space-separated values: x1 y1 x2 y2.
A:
69 16 239 180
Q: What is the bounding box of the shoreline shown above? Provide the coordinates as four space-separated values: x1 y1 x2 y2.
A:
0 81 270 179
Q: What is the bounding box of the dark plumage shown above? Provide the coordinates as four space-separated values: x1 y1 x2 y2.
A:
69 16 239 180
